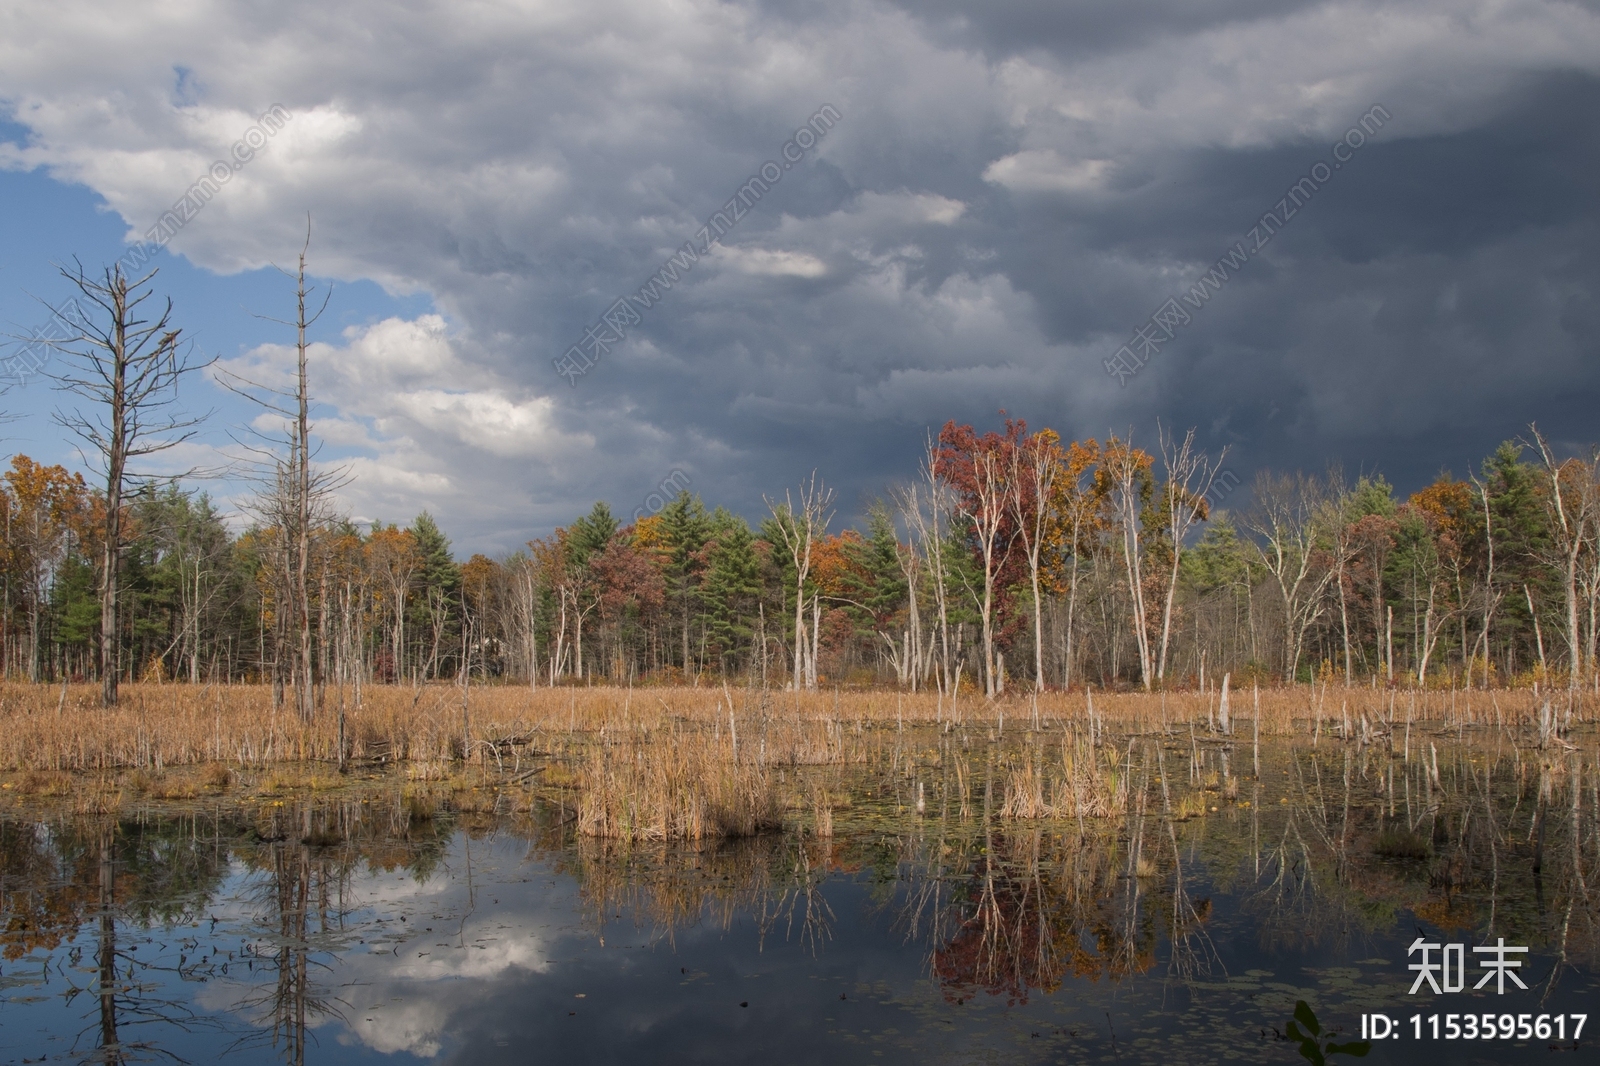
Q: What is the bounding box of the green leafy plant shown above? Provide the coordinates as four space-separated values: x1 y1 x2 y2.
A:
1286 1000 1370 1065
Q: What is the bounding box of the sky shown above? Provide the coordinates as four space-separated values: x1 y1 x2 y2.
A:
1 0 1597 555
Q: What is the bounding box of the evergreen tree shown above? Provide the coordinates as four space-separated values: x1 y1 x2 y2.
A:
846 502 907 630
568 502 619 568
1183 515 1253 594
1348 474 1397 518
657 492 711 671
49 553 98 674
1480 441 1556 673
700 513 762 672
408 511 461 677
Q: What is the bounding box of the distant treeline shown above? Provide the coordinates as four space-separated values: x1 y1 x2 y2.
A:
3 421 1597 693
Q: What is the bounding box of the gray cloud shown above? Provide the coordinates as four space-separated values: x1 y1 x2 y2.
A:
2 0 1597 550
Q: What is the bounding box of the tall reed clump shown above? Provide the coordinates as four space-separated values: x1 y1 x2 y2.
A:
1000 738 1132 819
576 728 783 841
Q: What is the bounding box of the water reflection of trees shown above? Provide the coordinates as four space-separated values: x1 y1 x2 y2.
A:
230 843 344 1065
549 737 1599 1006
895 742 1224 1004
901 820 1227 1003
1239 743 1600 976
0 814 234 1062
0 795 457 1064
227 797 455 1064
558 830 838 952
3 738 1597 1059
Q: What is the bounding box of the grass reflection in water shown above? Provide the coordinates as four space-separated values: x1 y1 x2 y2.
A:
1 722 1596 1064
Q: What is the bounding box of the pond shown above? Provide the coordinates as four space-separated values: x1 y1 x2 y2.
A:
2 734 1596 1064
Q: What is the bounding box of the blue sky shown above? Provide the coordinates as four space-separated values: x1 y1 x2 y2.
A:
0 156 433 519
2 0 1598 554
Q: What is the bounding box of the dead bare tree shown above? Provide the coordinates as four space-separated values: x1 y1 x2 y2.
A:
1010 430 1060 692
1241 471 1334 683
885 486 927 689
1104 434 1155 690
509 552 541 688
218 223 340 721
1528 425 1599 690
1466 466 1502 689
49 262 209 706
897 436 956 695
765 472 834 690
956 445 1011 698
1322 469 1359 686
1155 425 1226 685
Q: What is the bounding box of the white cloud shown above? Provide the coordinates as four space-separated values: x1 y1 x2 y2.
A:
213 314 596 535
5 0 1600 537
336 927 553 1057
714 245 829 277
983 151 1111 194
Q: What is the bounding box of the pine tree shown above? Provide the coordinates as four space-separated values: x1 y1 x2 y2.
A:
409 511 461 677
1481 441 1556 675
700 512 762 672
656 492 711 671
846 502 906 630
568 502 619 568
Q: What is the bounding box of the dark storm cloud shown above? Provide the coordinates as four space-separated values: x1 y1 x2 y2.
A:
882 0 1331 61
1066 71 1600 491
3 0 1598 548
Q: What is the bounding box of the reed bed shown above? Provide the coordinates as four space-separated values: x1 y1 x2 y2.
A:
1000 739 1132 819
2 681 1592 841
0 681 1582 773
575 727 783 841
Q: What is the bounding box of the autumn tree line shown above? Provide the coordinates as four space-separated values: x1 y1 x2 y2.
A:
5 413 1600 704
11 259 1600 712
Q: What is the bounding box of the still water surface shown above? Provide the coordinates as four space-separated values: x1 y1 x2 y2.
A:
2 738 1595 1064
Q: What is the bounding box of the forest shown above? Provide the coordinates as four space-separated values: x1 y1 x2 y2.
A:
6 416 1598 701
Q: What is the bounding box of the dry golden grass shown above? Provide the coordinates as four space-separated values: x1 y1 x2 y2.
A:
0 680 1575 774
0 680 1586 833
1000 739 1133 819
576 726 783 841
13 769 73 796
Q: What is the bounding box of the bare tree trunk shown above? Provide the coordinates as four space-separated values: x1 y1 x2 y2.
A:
519 561 539 688
1106 437 1154 689
393 590 406 682
1470 468 1497 688
889 487 926 691
766 473 833 691
899 443 954 693
100 307 127 705
1155 426 1226 684
1530 427 1597 689
809 592 821 688
958 448 1010 698
1011 431 1060 692
1064 538 1082 689
1527 584 1549 677
189 560 202 683
1328 476 1356 686
292 247 315 721
97 826 119 1060
50 264 200 707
